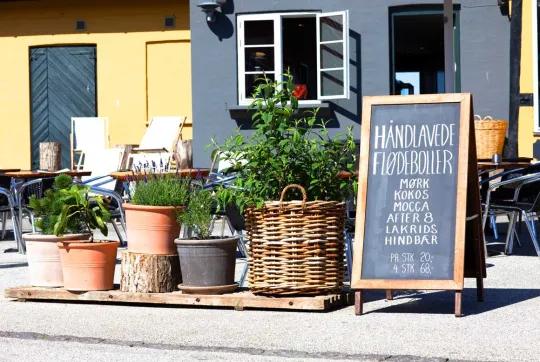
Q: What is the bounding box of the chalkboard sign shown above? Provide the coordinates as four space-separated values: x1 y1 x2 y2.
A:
351 94 485 317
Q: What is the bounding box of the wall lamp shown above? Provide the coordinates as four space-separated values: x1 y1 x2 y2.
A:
198 0 226 23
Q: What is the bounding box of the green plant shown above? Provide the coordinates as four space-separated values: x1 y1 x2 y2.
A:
28 174 110 238
130 173 190 207
178 185 214 239
210 72 357 211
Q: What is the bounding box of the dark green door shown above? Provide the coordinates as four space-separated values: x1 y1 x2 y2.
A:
30 46 97 169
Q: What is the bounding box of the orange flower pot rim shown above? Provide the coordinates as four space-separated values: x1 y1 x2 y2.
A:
57 240 120 249
123 203 184 212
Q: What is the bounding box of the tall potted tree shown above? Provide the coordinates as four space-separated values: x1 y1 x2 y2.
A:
28 174 118 291
174 185 239 295
212 72 357 296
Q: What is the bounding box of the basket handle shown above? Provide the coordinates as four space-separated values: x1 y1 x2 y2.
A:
474 114 482 121
279 184 307 209
483 116 493 120
474 114 494 121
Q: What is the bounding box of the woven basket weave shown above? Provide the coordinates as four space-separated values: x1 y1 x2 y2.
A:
245 184 346 296
474 115 508 159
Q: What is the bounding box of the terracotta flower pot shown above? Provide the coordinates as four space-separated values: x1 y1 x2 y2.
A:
23 233 90 287
57 239 119 291
123 203 182 255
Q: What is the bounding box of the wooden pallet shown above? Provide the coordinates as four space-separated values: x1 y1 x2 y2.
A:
4 286 353 312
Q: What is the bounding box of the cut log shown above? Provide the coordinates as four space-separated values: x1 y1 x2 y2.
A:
40 142 62 171
120 251 181 293
175 140 193 169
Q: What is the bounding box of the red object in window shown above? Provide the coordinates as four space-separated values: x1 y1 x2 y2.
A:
293 84 308 100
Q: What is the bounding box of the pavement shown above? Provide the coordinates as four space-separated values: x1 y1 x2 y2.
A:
0 219 539 362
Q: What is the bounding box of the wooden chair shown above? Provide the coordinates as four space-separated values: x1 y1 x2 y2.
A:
71 117 109 170
129 116 185 171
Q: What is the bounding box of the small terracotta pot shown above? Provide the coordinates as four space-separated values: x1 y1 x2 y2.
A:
57 239 119 291
123 203 182 255
24 233 90 287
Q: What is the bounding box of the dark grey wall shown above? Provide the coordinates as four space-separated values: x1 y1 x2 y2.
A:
190 0 509 167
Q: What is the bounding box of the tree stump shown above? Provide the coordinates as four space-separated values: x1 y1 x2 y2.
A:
175 140 193 169
120 251 181 293
40 142 61 171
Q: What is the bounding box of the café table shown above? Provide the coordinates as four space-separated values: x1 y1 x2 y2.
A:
110 169 210 181
4 170 92 182
0 168 21 174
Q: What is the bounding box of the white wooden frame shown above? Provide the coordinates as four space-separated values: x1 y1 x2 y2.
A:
70 117 110 169
533 0 539 133
316 10 350 100
237 11 350 105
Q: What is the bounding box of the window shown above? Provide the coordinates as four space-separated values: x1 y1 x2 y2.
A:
237 11 349 105
389 7 461 95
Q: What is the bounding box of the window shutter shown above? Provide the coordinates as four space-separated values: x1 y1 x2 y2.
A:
316 11 350 100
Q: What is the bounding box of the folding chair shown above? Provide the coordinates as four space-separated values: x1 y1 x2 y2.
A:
0 186 22 253
129 116 185 171
71 117 109 170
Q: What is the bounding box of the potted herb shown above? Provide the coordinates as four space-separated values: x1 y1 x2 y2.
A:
211 73 356 295
174 185 238 294
124 172 190 255
28 174 117 291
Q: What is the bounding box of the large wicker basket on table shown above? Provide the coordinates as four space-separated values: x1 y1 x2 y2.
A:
245 184 346 296
474 115 508 159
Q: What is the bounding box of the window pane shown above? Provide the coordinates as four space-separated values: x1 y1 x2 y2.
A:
320 15 343 42
320 42 344 69
245 73 275 98
245 47 275 72
320 69 344 97
245 20 274 45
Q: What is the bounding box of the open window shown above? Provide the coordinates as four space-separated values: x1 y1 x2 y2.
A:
237 11 350 105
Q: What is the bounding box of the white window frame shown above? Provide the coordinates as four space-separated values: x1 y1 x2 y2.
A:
237 11 350 106
317 10 350 100
533 0 539 132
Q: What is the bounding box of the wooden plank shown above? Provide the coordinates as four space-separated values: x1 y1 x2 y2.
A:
4 287 353 312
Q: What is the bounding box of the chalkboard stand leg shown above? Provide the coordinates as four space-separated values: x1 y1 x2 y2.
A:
386 290 393 300
455 291 462 317
355 291 364 315
476 276 484 302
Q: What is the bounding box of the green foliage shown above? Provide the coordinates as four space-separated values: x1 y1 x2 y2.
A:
29 175 110 237
178 185 214 240
130 174 190 207
210 72 357 211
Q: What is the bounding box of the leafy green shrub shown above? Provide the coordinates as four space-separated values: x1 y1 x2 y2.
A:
178 185 214 239
211 72 357 211
130 174 190 207
29 174 110 237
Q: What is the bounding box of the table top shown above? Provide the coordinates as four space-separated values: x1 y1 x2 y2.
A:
477 162 533 171
110 169 210 181
4 170 92 179
0 168 21 174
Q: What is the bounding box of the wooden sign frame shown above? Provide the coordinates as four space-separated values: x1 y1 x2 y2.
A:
351 93 484 317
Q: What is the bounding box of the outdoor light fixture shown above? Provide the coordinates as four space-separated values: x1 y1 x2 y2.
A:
197 0 226 23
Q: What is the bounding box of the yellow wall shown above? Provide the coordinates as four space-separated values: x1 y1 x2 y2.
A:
0 0 192 169
517 0 537 157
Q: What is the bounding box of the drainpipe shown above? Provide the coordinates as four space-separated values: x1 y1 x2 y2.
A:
444 0 455 93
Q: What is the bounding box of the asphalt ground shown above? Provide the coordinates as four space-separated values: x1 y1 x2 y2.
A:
0 219 539 361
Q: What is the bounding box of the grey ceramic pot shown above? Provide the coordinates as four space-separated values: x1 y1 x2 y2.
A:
174 236 238 287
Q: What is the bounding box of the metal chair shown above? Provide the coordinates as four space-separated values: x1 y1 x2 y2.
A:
483 171 540 257
0 186 22 253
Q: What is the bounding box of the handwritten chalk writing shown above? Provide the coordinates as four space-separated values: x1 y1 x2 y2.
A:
385 235 438 245
372 150 453 175
385 224 438 234
386 213 420 223
399 178 430 189
393 201 430 212
394 190 429 200
374 123 456 149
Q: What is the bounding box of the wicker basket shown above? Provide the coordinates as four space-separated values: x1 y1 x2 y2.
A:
474 115 508 159
245 184 346 296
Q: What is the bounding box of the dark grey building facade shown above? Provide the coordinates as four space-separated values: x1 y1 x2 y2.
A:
189 0 509 167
